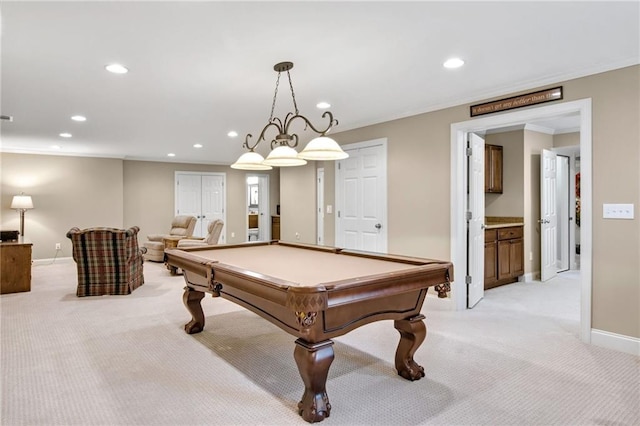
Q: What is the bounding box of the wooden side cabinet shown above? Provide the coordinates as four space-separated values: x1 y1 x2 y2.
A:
0 238 33 294
484 229 498 285
485 144 503 193
271 216 281 240
485 226 523 289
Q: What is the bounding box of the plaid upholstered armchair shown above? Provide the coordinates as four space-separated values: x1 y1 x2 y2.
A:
66 226 147 297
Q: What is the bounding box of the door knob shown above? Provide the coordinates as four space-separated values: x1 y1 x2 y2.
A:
375 223 382 229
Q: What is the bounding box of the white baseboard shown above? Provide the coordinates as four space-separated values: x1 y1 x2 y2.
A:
522 272 540 282
591 329 640 356
33 257 74 266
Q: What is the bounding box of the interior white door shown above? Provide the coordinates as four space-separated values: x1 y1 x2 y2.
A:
176 173 203 235
541 149 558 281
201 174 226 243
257 175 270 241
317 168 325 245
336 139 387 253
176 172 226 241
467 133 485 308
556 155 570 272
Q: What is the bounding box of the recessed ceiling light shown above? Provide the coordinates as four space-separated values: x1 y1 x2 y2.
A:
59 133 72 138
193 144 203 148
316 102 331 109
105 63 129 74
71 115 87 122
443 58 465 69
227 131 238 138
167 153 176 157
51 145 61 149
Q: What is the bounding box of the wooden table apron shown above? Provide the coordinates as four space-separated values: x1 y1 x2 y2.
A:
166 241 453 423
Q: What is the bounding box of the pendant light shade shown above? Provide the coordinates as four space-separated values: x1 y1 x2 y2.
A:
230 151 273 170
298 136 349 160
263 145 307 167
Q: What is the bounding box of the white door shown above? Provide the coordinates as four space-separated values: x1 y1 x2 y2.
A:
317 168 325 245
336 139 387 253
257 175 270 241
556 155 570 272
176 172 226 242
467 133 485 308
202 174 226 243
541 149 558 281
176 173 202 234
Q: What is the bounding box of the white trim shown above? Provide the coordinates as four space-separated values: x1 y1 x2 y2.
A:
591 329 640 356
450 98 593 345
316 168 325 245
33 257 74 266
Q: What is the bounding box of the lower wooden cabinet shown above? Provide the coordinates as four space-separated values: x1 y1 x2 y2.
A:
271 216 280 240
0 238 32 294
485 226 523 289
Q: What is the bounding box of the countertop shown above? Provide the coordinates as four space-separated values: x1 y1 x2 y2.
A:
485 222 524 230
484 216 524 230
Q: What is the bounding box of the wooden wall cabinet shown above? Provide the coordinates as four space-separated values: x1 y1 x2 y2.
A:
484 226 523 289
485 144 503 193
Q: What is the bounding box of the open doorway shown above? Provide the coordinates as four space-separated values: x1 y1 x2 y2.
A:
246 174 270 242
451 98 592 344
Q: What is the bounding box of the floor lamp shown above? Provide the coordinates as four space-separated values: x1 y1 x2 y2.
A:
11 193 34 237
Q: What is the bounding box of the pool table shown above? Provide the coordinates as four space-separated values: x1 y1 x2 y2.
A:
166 241 453 423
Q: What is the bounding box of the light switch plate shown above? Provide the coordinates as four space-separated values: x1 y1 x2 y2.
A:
603 203 634 219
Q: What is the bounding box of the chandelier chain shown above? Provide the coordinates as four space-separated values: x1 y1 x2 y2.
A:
269 71 282 122
287 70 300 115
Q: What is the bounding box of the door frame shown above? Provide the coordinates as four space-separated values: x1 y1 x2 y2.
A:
450 98 592 343
245 173 270 242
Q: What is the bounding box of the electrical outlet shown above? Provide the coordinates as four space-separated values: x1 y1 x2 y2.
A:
295 232 300 240
55 243 61 250
231 232 235 238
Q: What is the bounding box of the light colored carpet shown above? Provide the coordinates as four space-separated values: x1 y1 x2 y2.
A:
1 261 638 425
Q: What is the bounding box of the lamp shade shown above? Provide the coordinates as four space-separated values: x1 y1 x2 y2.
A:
298 136 349 160
263 145 307 167
11 194 34 210
231 151 273 170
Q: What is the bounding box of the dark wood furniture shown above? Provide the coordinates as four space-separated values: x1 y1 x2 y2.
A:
0 237 33 294
485 144 503 193
271 215 280 240
484 225 524 289
166 241 453 423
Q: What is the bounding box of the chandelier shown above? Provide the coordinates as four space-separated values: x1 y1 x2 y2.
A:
231 61 348 170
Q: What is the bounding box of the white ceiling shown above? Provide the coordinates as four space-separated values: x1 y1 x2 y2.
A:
1 1 638 165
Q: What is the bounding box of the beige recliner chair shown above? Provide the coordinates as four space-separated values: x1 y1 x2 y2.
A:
143 215 197 261
177 219 224 248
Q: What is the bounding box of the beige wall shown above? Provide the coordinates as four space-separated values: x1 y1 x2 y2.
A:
1 155 280 259
554 132 580 148
123 161 280 244
280 165 316 244
123 160 279 245
485 131 525 218
0 153 123 259
282 65 639 338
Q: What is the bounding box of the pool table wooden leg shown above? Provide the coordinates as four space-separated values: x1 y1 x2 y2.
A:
182 287 205 334
294 339 334 423
394 314 426 381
